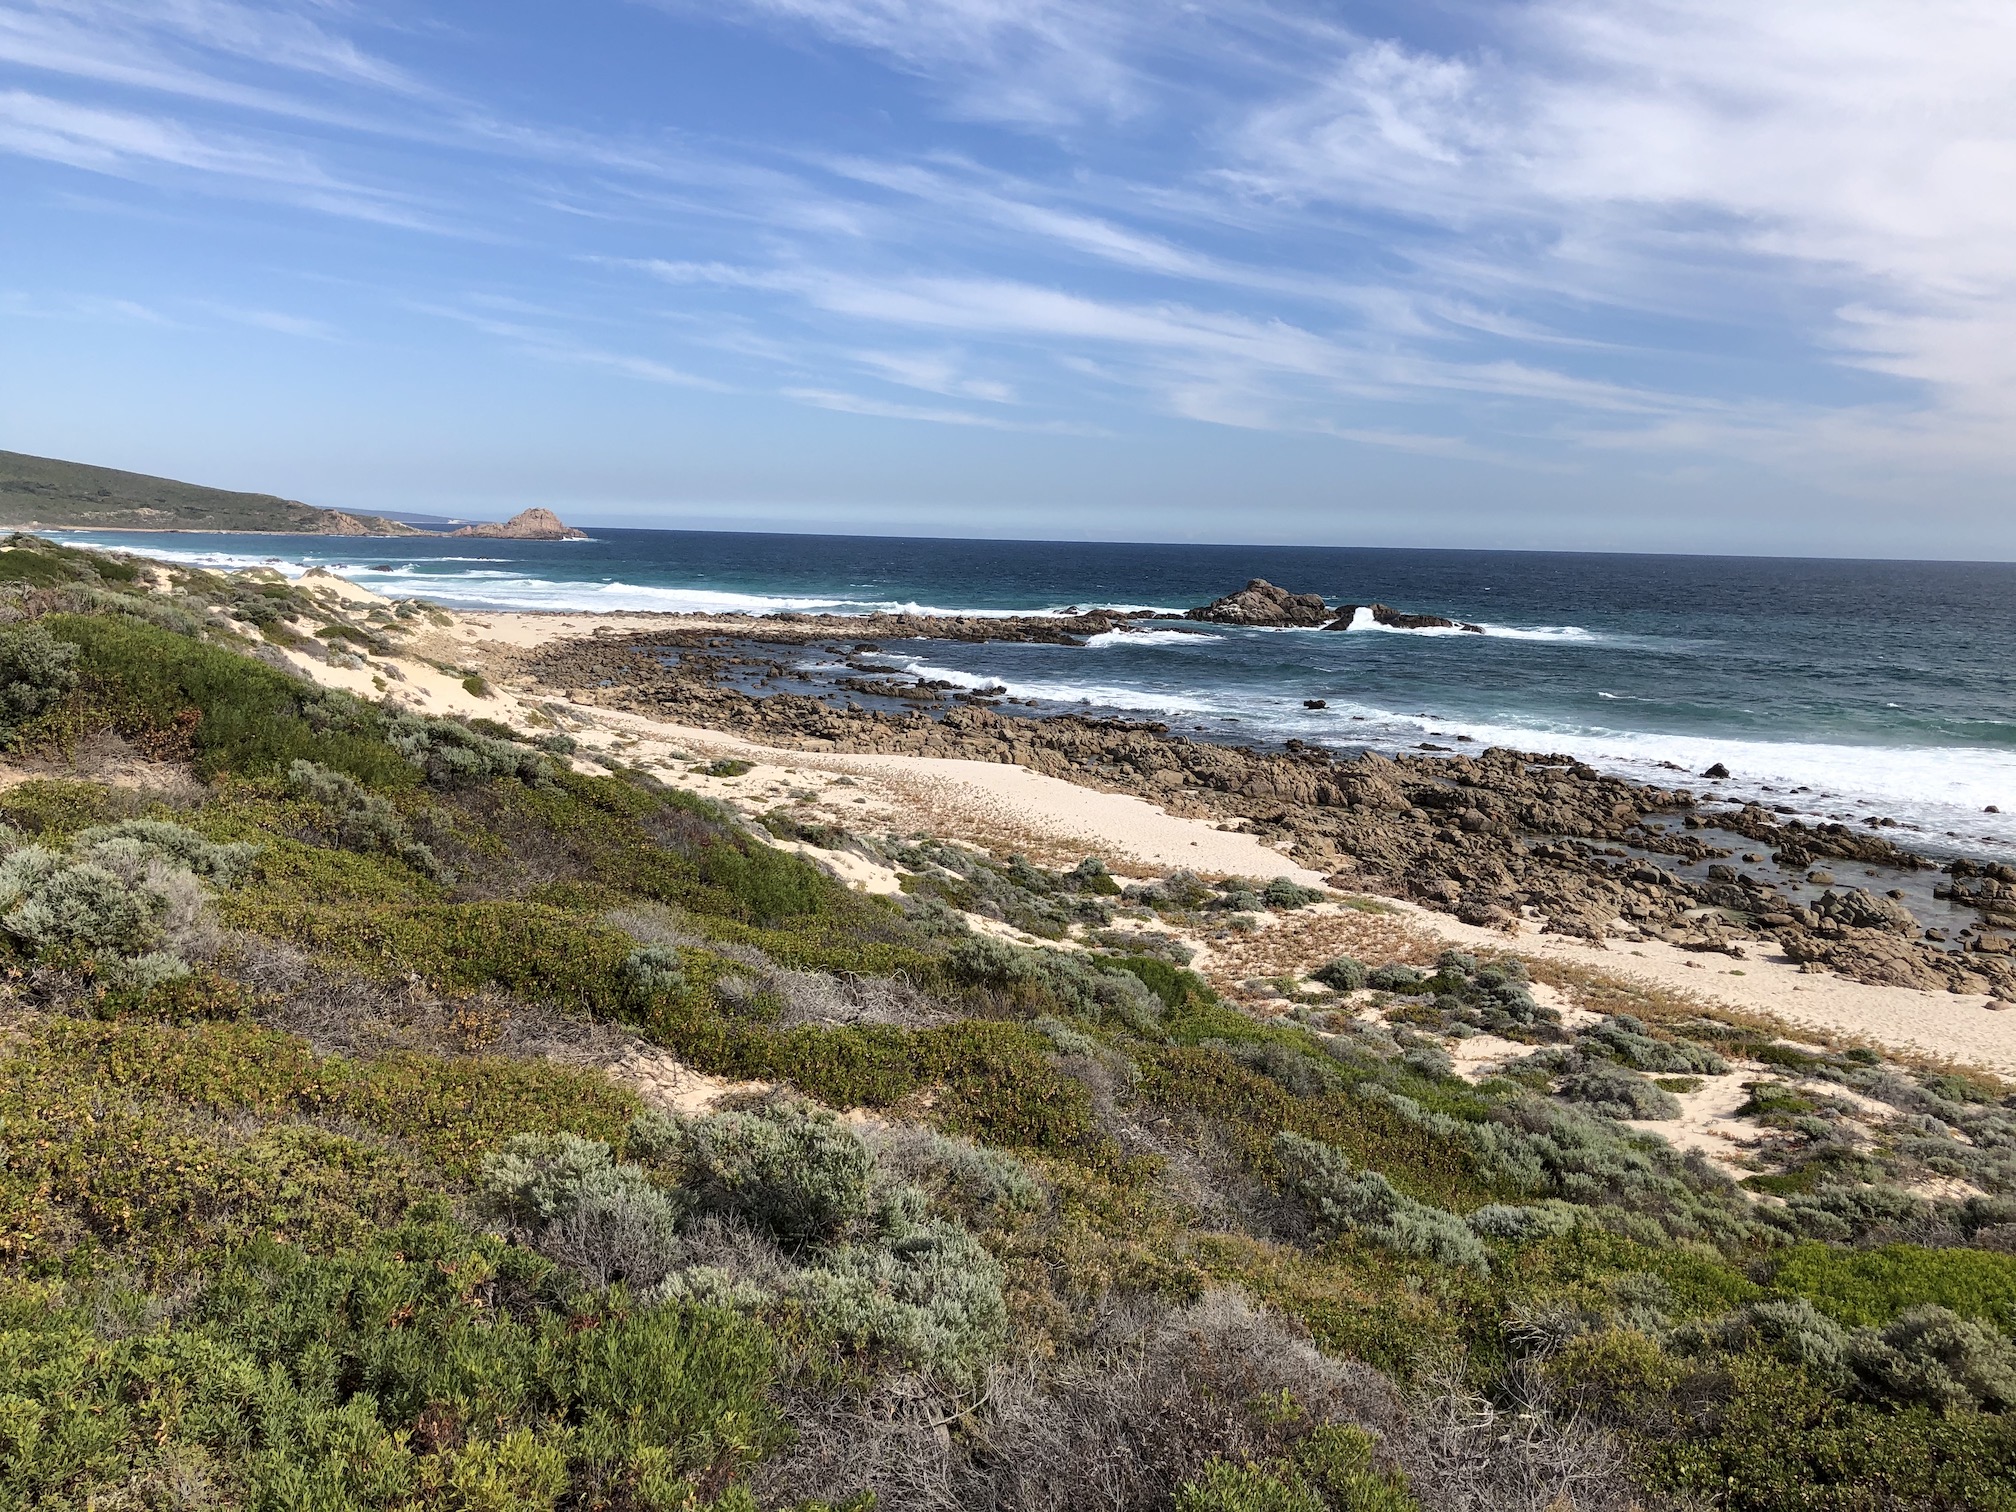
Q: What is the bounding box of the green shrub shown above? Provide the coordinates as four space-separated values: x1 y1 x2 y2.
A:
1771 1243 2016 1328
1177 1425 1419 1512
1311 956 1367 992
0 623 78 743
1366 965 1424 992
40 612 417 784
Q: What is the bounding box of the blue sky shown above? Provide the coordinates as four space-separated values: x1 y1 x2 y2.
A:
2 1 2013 554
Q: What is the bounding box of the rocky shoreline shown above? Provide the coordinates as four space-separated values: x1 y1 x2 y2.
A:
514 621 2016 1002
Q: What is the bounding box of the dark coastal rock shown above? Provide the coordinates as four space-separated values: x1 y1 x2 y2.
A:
1304 699 1327 709
1702 762 1731 779
1324 603 1484 633
1184 579 1331 627
516 621 2016 999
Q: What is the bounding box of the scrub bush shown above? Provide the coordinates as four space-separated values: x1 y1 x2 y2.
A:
946 934 1166 1032
0 622 78 742
478 1132 684 1290
793 1219 1008 1377
1275 1131 1490 1272
1848 1305 2016 1411
1311 956 1367 992
680 1094 878 1247
1554 1064 1682 1121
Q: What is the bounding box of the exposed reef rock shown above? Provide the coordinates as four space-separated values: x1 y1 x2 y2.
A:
450 507 590 541
316 509 423 537
1184 579 1331 626
518 624 2016 999
1181 581 1483 633
1327 603 1484 633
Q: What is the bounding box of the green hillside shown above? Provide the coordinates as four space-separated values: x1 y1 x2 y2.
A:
0 531 2013 1510
0 449 416 534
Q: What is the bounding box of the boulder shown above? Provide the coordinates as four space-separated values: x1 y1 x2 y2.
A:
1324 603 1484 633
1184 579 1331 626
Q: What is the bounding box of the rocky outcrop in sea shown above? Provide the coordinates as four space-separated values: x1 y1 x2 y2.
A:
1184 580 1482 632
450 507 590 541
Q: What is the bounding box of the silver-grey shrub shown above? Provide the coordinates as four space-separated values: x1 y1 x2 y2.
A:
1467 1202 1580 1243
794 1219 1008 1378
1274 1131 1489 1272
682 1093 877 1246
285 759 443 877
1552 1063 1681 1121
1848 1305 2016 1411
946 935 1165 1034
0 624 77 743
477 1131 683 1290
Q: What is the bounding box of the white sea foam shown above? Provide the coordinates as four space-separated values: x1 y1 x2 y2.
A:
1082 628 1215 648
880 655 1218 715
1284 702 2016 854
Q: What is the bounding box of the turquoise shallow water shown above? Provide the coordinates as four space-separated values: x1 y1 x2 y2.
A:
60 527 2016 854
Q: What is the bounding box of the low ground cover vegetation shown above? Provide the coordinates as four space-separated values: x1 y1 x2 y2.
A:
1 533 2014 1509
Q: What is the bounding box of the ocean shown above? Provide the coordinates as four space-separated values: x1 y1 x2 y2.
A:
57 527 2016 856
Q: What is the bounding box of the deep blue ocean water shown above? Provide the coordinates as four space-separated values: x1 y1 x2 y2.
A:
60 527 2016 853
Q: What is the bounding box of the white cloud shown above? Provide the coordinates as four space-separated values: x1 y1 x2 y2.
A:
1225 1 2016 432
784 385 1097 431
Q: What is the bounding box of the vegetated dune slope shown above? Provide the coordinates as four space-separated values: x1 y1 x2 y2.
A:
2 530 2015 1511
0 448 417 533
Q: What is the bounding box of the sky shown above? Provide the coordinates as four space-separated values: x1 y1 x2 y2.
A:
1 1 2014 555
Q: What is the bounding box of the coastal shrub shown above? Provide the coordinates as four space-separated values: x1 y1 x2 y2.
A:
1579 1015 1730 1075
478 1132 684 1289
1770 1242 2016 1328
383 709 554 786
1467 1201 1580 1243
1177 1425 1419 1512
866 1123 1043 1224
1847 1305 2016 1412
1366 964 1424 992
793 1218 1008 1376
680 1094 877 1246
1262 877 1326 911
0 623 78 743
287 758 444 876
623 942 687 998
1554 1063 1682 1121
1678 1298 1851 1379
1274 1131 1490 1272
41 612 417 784
1311 955 1368 991
1066 855 1121 894
21 1223 761 1512
704 758 754 778
945 935 1166 1033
